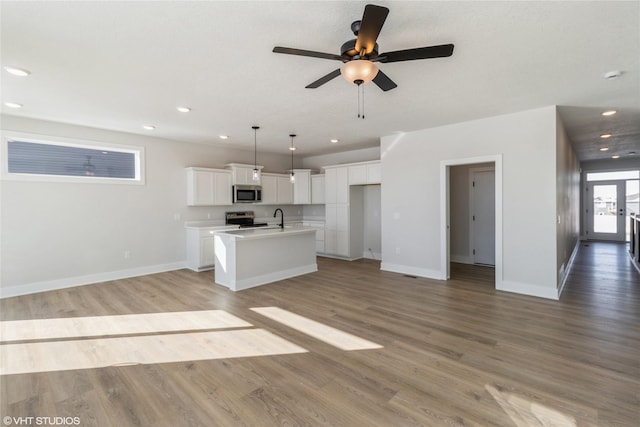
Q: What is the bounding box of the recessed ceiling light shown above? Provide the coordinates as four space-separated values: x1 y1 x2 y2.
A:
219 135 229 140
176 106 191 113
603 70 622 80
142 125 155 130
289 146 296 151
4 66 31 77
330 139 339 143
600 133 612 139
601 110 617 116
599 147 609 152
4 102 23 108
611 155 620 159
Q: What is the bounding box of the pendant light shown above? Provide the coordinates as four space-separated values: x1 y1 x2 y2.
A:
289 134 296 183
252 126 260 181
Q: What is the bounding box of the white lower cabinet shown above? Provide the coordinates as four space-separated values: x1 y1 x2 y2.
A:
186 226 236 271
302 221 325 254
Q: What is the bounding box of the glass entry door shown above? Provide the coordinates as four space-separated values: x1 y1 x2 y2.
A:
587 180 626 241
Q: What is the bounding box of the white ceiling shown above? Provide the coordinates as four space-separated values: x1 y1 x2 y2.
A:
1 1 639 161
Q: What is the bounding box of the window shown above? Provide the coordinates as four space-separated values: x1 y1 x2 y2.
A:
586 170 639 181
2 132 144 184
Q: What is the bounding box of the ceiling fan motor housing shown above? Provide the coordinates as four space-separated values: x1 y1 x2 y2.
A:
341 39 378 60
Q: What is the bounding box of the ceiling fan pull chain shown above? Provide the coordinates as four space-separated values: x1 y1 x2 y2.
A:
357 84 361 118
362 84 365 119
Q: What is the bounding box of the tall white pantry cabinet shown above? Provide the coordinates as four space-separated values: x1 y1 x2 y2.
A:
323 161 381 258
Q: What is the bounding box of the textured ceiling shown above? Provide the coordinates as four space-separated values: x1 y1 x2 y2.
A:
1 1 639 162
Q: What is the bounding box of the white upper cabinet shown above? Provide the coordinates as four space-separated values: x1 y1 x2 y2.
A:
186 167 232 206
226 163 263 186
348 161 381 185
261 174 277 204
292 169 311 205
277 175 293 204
311 174 325 204
324 166 349 204
261 173 293 205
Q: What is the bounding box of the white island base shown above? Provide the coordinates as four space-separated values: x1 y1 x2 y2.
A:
213 227 318 291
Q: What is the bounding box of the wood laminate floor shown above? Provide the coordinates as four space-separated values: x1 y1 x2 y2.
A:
1 242 638 426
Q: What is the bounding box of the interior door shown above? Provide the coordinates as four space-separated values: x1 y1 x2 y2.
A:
587 180 626 241
471 168 495 265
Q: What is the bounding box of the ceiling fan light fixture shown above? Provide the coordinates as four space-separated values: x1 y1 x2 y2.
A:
341 60 379 84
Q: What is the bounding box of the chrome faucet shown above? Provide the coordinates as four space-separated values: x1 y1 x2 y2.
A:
273 208 284 229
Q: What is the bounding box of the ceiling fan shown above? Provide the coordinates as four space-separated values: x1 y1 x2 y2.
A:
273 4 454 91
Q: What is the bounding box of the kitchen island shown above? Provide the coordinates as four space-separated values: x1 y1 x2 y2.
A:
213 226 317 291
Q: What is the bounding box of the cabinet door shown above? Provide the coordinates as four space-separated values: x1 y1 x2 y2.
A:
311 174 325 204
200 236 216 267
349 165 367 185
261 175 277 204
336 231 350 257
325 168 337 204
336 167 349 204
214 171 232 205
277 176 293 204
293 171 311 204
367 162 382 184
324 230 337 254
325 204 337 230
191 170 214 205
336 204 349 231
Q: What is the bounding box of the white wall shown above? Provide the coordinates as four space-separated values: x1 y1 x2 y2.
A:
380 106 561 299
0 116 292 296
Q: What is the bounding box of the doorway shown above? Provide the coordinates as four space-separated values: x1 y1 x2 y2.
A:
440 155 503 289
587 180 626 241
584 170 640 242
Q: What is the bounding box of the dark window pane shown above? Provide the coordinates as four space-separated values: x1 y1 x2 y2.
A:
7 140 136 179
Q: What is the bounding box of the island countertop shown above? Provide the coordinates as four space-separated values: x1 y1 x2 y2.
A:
213 225 317 240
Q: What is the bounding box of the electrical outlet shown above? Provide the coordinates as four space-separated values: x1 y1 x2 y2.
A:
173 213 181 221
124 250 131 259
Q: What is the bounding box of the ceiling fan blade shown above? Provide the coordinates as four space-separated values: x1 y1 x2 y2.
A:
354 4 389 56
372 70 397 91
305 69 342 88
379 44 455 63
273 46 344 61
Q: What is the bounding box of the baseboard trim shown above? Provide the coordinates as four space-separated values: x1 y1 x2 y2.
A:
0 262 187 299
557 240 581 298
451 255 472 264
380 262 445 280
496 280 559 300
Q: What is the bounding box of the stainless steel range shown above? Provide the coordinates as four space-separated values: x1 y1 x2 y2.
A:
225 211 269 228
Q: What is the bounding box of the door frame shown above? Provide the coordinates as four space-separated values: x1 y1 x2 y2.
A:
440 154 503 289
469 166 496 265
586 179 627 241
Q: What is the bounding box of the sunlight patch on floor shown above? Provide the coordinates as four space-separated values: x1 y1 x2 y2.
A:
0 329 307 375
0 310 251 341
485 384 577 427
251 307 382 351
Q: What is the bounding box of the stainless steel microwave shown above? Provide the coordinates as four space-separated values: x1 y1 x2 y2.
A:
233 185 262 203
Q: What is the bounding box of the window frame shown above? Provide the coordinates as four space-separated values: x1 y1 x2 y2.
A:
1 131 145 185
